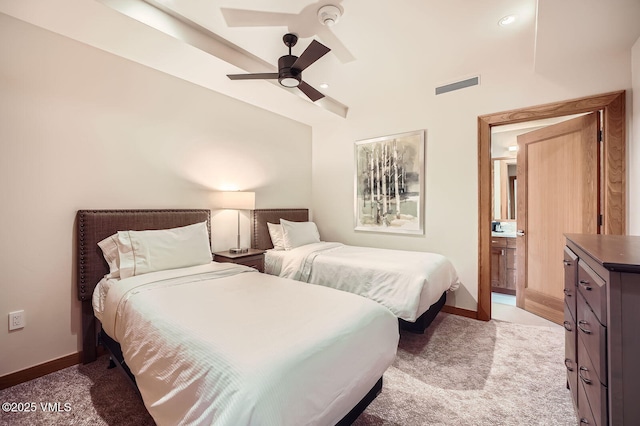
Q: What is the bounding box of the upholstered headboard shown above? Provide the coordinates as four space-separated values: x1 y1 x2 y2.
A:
250 209 309 250
76 209 210 363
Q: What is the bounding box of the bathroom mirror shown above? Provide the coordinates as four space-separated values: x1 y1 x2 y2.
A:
492 158 517 221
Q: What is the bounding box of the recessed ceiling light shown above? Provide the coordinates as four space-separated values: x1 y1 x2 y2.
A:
319 83 329 89
498 15 517 26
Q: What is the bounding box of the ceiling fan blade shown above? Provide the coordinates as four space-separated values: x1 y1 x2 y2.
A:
298 81 325 102
316 27 356 64
227 73 279 80
221 8 294 27
292 40 331 72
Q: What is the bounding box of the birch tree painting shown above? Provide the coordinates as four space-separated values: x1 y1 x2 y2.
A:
354 130 425 234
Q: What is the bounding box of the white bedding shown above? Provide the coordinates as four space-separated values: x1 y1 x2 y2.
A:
98 262 399 426
265 242 460 322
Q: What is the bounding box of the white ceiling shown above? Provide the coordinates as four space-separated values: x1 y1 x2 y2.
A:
2 0 640 126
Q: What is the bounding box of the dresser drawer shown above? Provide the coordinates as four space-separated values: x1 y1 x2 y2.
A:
578 376 599 426
577 292 607 386
564 247 578 321
577 260 607 325
564 302 578 403
578 337 608 426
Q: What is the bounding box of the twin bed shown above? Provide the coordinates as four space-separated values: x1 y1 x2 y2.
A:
250 209 460 333
77 208 460 425
77 209 398 426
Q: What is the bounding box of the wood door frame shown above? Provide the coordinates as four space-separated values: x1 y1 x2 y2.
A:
477 91 625 321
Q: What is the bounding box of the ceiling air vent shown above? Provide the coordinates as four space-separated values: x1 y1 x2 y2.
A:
435 76 480 95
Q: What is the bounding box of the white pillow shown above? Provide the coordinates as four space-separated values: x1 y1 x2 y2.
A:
117 221 212 279
280 219 320 250
267 222 285 250
97 234 121 279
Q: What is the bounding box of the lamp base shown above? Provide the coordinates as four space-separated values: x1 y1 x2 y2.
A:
229 247 249 254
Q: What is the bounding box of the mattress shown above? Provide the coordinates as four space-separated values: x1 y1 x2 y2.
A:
265 242 460 322
97 262 399 426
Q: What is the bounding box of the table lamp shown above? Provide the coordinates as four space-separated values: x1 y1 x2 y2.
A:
218 191 255 253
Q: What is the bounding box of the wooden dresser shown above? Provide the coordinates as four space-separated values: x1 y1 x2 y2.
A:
564 234 640 426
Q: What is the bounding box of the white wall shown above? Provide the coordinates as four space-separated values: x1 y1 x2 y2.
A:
631 36 640 235
0 15 311 376
311 48 636 312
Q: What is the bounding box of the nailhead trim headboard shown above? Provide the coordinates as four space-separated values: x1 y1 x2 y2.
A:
76 209 210 364
76 209 211 302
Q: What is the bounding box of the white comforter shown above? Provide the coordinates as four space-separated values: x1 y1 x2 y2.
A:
100 262 399 426
271 242 460 322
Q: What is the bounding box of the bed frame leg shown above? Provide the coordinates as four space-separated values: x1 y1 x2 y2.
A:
81 302 97 364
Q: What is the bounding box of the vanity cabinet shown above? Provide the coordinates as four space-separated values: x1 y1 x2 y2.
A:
564 234 640 426
491 236 516 295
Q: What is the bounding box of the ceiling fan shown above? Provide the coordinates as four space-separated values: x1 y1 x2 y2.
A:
220 2 355 64
227 33 330 102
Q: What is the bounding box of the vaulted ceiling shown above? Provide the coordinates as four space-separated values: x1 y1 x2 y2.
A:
2 0 640 125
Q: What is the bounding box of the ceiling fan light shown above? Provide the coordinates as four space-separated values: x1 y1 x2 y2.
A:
280 77 300 88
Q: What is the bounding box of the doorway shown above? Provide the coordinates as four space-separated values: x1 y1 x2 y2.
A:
489 119 561 317
477 91 626 322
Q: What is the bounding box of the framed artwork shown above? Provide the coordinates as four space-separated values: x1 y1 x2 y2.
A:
354 130 425 234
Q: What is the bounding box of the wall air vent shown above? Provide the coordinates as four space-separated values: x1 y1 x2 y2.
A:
435 76 480 95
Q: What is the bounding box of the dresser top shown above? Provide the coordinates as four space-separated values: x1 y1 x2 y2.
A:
565 234 640 273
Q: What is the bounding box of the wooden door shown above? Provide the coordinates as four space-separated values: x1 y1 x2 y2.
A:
516 112 600 324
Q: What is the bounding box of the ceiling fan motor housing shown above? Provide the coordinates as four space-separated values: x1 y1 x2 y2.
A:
278 55 301 87
227 32 329 101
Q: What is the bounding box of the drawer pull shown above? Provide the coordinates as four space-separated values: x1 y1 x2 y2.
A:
579 366 592 385
563 321 573 332
577 320 592 335
578 279 592 291
563 288 572 297
564 358 574 372
563 260 572 266
580 419 590 425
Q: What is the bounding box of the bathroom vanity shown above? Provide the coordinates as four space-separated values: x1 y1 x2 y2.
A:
491 234 517 295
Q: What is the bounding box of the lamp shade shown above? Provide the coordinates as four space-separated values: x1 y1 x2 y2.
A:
214 191 255 210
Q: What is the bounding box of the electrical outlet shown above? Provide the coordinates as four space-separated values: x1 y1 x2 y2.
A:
9 310 25 331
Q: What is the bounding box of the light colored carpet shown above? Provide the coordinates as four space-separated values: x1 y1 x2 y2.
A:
0 313 575 425
354 314 575 425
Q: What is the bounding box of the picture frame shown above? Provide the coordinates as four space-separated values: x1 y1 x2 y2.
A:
354 130 425 234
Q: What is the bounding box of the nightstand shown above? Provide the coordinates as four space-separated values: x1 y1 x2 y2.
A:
213 249 265 273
